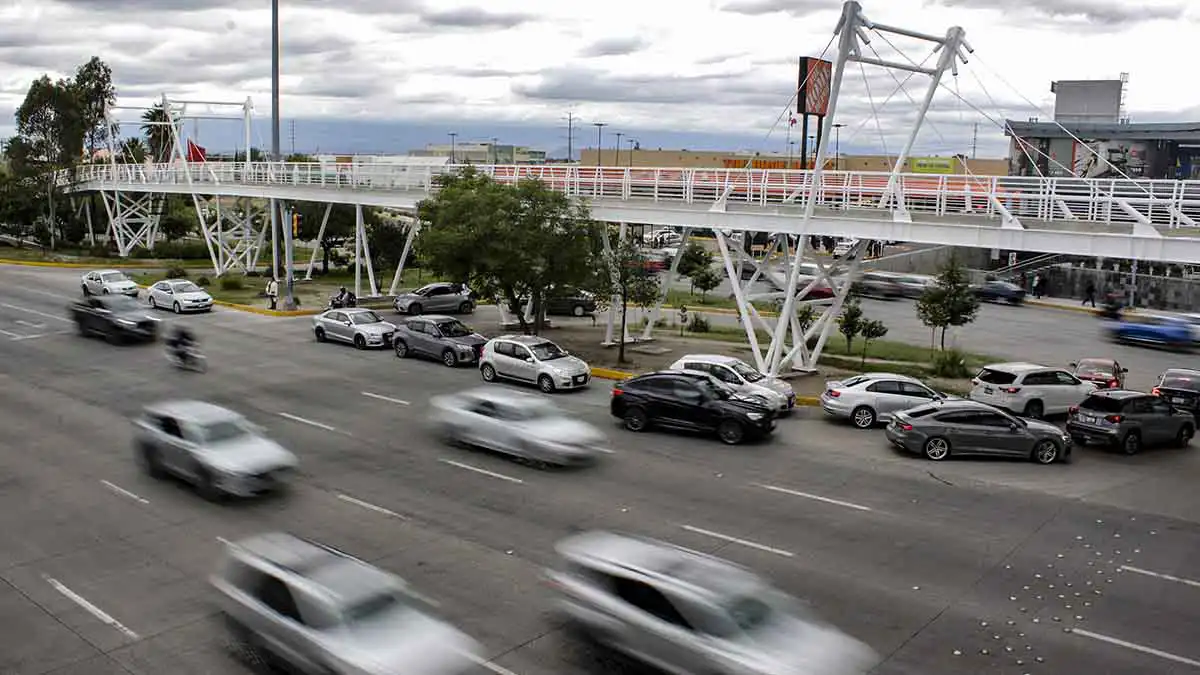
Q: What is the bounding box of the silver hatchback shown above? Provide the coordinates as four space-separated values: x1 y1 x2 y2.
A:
479 335 591 393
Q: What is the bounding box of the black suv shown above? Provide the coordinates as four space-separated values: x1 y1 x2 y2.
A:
1066 389 1194 454
610 370 776 445
1153 368 1200 419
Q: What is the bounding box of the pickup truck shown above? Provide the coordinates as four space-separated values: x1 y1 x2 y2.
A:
70 295 161 344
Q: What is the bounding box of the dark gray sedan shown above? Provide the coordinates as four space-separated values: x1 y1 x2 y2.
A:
393 315 487 367
885 399 1071 465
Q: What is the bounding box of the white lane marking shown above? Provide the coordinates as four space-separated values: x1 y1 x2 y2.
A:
100 480 149 505
12 287 76 302
0 302 71 323
44 576 140 640
216 536 231 546
439 459 525 485
14 320 44 328
756 483 873 512
277 412 336 431
679 525 794 558
0 327 22 338
336 493 408 520
11 333 46 341
1072 628 1200 668
1120 565 1200 589
467 654 521 675
362 391 410 406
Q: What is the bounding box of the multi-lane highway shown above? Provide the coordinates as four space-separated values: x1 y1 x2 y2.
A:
1 263 1199 675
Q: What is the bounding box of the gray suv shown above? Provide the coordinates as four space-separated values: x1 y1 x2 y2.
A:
393 282 474 315
1066 389 1195 454
210 533 481 675
393 315 487 367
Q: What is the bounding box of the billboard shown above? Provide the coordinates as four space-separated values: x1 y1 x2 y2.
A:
798 57 833 117
910 157 956 174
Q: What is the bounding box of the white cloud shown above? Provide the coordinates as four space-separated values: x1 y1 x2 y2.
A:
0 0 1197 158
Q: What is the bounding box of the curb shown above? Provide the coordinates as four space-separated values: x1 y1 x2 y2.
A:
210 298 321 317
0 257 184 269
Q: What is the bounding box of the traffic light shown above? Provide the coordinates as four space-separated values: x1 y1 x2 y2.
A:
291 212 301 237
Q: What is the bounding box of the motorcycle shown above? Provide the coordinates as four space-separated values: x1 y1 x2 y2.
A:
327 294 358 309
166 345 208 372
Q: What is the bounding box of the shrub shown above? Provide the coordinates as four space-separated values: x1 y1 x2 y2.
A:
931 348 970 378
196 276 211 287
245 270 262 277
86 245 111 258
219 276 244 291
165 266 188 279
687 313 710 333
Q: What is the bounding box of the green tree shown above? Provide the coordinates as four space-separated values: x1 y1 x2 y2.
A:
675 240 713 292
0 171 40 243
293 202 357 274
141 103 174 162
838 299 864 353
119 137 147 163
235 148 268 163
285 153 314 162
72 57 116 158
916 256 980 350
157 196 196 241
859 318 889 366
593 237 661 364
365 213 409 278
692 265 722 301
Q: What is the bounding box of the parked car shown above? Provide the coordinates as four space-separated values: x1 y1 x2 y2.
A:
393 282 475 315
1107 315 1193 350
851 271 904 299
393 315 486 367
668 353 796 412
546 530 876 675
313 308 396 349
885 399 1072 464
972 280 1026 304
133 400 297 500
146 279 214 313
1152 367 1200 418
832 238 858 258
479 335 591 393
821 373 949 429
1066 389 1194 454
968 362 1097 419
210 533 481 675
611 370 776 445
1069 357 1126 389
81 269 139 297
509 288 598 317
430 387 608 466
70 294 160 343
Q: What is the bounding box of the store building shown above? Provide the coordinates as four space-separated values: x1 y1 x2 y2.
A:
578 148 1008 175
409 142 546 164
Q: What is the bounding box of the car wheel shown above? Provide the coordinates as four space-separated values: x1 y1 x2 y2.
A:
1032 440 1060 465
394 340 408 358
140 444 166 479
172 301 181 314
441 349 457 367
149 296 157 309
81 285 90 296
102 288 110 295
572 304 586 317
538 374 555 393
1177 424 1194 448
623 407 649 432
481 363 497 382
717 420 745 445
314 327 326 342
195 468 221 502
353 334 366 350
850 405 876 429
923 436 950 461
1121 431 1141 455
408 303 422 315
1023 400 1044 420
458 301 473 314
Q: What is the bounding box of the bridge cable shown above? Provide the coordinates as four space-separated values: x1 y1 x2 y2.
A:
835 45 936 152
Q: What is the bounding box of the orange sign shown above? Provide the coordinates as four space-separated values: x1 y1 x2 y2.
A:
798 57 833 117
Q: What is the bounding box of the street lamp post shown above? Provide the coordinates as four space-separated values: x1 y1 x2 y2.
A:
832 123 846 171
491 137 499 164
592 122 607 166
448 132 457 163
626 138 637 166
614 131 623 167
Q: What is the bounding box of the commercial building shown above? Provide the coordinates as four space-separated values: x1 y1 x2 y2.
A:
578 148 1008 175
1005 77 1200 180
409 142 546 164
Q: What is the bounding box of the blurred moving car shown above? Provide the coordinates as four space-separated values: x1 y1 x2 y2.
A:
211 533 482 675
969 362 1097 419
147 279 214 313
313 308 397 349
546 530 877 675
1069 358 1126 389
971 280 1026 305
1107 315 1193 350
509 288 598 317
1152 368 1200 418
393 315 486 367
850 271 904 299
821 373 948 429
479 335 591 393
886 399 1071 465
81 269 139 297
430 387 608 466
1066 389 1194 454
668 354 796 412
133 401 297 500
393 282 475 315
611 370 776 445
70 294 160 344
893 274 936 299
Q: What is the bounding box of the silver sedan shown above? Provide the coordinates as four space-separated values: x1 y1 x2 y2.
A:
820 373 949 429
430 387 608 466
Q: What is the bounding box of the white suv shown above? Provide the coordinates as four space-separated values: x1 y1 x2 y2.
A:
969 362 1097 419
479 335 591 393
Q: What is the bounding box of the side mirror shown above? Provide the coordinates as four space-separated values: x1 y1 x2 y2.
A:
1009 423 1020 432
1121 367 1129 373
344 321 353 326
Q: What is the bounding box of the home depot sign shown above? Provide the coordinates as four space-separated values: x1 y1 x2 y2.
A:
721 159 805 169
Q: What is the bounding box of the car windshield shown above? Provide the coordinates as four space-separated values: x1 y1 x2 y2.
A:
699 378 733 400
198 419 252 444
436 320 472 337
1075 360 1114 377
171 282 202 293
1080 395 1124 413
351 311 384 325
340 591 410 625
415 285 442 296
100 272 127 283
530 341 568 360
104 296 140 311
1161 372 1200 391
728 360 765 382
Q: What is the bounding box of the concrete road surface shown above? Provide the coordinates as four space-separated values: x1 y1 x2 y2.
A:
1 264 1200 675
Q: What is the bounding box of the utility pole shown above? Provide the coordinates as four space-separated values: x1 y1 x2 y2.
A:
270 0 281 282
565 111 575 162
289 120 296 156
592 122 606 166
614 131 623 167
448 132 457 163
971 122 979 159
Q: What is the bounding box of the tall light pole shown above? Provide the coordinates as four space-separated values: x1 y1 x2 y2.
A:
490 137 499 164
832 123 846 171
592 122 606 166
626 138 637 166
448 132 457 163
271 0 280 162
614 131 623 167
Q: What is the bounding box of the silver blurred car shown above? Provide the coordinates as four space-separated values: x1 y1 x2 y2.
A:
668 354 796 412
132 401 298 500
393 282 475 315
430 387 608 466
547 530 877 675
211 532 482 675
313 308 397 349
885 399 1072 464
820 373 949 429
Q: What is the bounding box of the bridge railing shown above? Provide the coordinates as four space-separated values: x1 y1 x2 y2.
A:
65 162 1200 229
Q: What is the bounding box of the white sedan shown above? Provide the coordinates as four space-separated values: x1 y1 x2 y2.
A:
81 269 139 297
147 279 214 313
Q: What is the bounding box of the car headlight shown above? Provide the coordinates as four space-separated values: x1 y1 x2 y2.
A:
746 412 764 421
117 319 136 326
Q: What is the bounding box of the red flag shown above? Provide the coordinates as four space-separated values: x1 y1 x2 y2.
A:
789 116 797 127
186 139 207 162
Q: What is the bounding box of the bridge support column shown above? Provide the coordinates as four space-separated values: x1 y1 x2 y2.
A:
97 190 164 257
639 226 691 341
387 220 420 295
600 222 634 347
191 195 263 275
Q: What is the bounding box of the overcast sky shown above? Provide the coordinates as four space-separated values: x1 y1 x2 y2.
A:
1 0 1197 158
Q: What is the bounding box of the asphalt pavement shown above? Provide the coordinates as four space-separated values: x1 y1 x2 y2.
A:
2 264 1200 675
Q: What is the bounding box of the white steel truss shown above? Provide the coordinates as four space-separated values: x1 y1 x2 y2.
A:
96 191 163 256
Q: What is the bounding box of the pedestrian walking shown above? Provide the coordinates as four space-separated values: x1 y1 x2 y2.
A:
1031 274 1042 299
265 276 279 310
1083 280 1096 307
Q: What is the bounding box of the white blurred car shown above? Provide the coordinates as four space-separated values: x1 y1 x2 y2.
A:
147 279 214 313
81 269 139 297
669 354 796 412
430 387 608 466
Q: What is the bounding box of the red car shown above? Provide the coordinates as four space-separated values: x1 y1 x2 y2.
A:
1070 358 1127 389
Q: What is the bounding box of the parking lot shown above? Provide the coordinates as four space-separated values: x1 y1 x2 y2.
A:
1 264 1199 675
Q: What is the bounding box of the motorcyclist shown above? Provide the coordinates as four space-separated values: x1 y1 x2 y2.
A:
166 326 197 363
331 286 357 308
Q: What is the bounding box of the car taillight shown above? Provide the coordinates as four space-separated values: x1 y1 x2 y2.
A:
1068 405 1079 415
1108 380 1119 388
828 390 841 397
1000 387 1021 394
611 388 623 396
1151 387 1161 396
1105 414 1123 423
899 423 913 431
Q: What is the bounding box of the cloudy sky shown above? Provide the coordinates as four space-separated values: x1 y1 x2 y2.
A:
1 0 1197 158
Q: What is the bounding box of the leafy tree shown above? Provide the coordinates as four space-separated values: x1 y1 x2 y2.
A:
675 241 713 291
859 319 889 366
72 57 116 158
141 103 174 162
916 256 980 350
0 171 40 243
285 153 314 162
795 303 816 334
234 148 268 163
365 213 409 277
837 298 864 352
119 137 147 163
158 196 196 241
692 265 722 301
593 236 662 364
293 202 357 274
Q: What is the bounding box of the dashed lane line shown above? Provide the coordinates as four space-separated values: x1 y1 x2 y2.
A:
277 412 337 432
679 524 794 558
439 459 525 485
755 483 873 512
100 480 149 505
361 391 410 406
1072 628 1200 668
1120 565 1200 589
44 575 140 640
336 493 408 520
